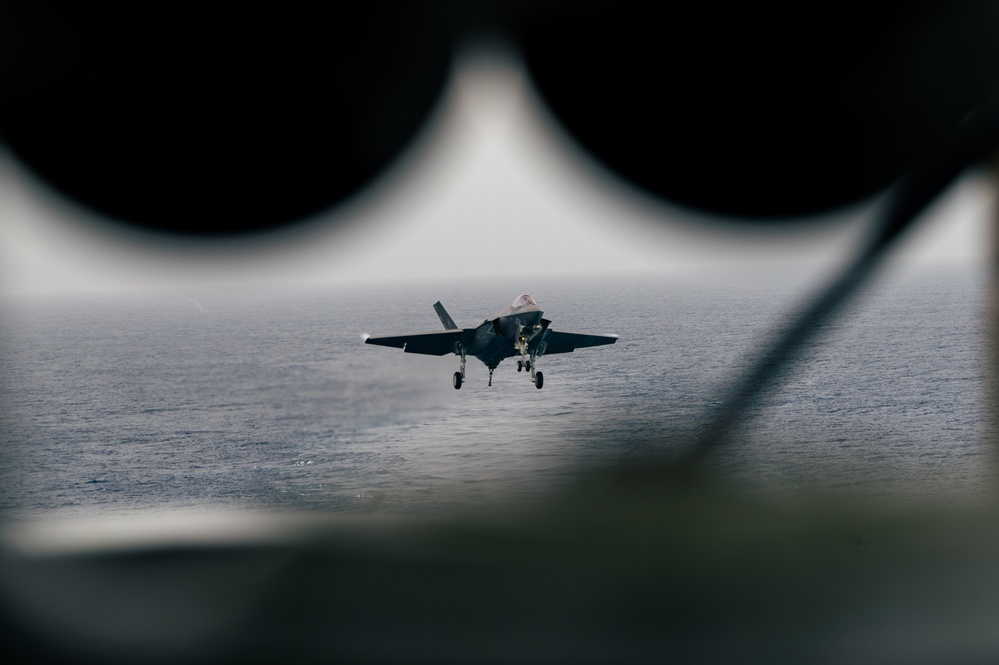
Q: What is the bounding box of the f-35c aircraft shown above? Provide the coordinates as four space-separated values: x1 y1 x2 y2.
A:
363 294 618 389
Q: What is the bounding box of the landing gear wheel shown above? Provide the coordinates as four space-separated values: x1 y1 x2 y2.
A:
452 371 463 389
517 360 523 372
525 361 532 371
534 371 544 389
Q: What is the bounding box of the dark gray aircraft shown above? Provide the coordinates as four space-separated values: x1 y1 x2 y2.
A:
363 294 618 389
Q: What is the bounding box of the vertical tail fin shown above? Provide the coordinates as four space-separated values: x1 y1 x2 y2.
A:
433 301 459 330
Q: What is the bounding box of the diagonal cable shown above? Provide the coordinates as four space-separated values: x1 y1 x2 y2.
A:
687 101 999 462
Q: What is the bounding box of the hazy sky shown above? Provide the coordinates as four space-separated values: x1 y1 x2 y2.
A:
0 47 994 297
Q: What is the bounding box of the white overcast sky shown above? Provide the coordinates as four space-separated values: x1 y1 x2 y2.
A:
0 46 994 297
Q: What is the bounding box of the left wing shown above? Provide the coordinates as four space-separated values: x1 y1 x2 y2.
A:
364 329 472 356
537 330 619 355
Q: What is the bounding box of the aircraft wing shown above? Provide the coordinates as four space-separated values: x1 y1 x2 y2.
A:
364 330 473 356
539 330 619 355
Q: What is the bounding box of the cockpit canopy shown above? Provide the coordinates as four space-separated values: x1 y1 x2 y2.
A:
512 294 537 308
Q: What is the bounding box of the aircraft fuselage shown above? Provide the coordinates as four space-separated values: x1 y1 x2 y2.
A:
469 299 545 369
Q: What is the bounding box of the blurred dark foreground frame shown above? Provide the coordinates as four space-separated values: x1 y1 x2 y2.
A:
4 475 999 665
4 2 999 663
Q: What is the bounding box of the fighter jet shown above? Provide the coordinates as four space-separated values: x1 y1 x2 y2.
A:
363 294 618 389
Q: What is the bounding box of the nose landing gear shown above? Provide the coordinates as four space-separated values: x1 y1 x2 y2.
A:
515 325 537 376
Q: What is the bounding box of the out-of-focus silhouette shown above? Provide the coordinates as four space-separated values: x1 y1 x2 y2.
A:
3 2 998 233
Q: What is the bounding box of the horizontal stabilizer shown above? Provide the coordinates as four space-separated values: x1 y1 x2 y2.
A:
433 301 459 330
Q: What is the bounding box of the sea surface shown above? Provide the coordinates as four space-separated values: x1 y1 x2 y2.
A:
0 263 993 522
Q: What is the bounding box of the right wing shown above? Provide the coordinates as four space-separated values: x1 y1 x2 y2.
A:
539 330 619 355
364 329 473 356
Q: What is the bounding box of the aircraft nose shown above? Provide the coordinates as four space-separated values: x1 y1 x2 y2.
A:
515 311 543 338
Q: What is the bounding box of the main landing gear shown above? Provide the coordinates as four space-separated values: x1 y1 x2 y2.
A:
517 359 543 388
515 331 544 389
528 350 543 390
452 347 544 390
452 348 467 390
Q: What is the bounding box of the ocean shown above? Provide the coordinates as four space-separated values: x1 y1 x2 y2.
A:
0 262 992 523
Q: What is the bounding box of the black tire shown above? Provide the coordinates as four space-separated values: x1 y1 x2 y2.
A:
452 371 462 389
517 360 523 372
534 371 544 389
525 361 532 371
